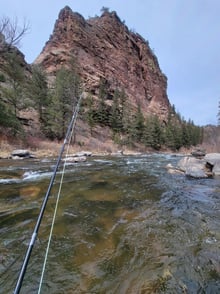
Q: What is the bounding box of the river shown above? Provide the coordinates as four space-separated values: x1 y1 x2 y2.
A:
0 154 220 293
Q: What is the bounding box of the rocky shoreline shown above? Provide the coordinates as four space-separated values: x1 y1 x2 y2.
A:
1 145 220 179
0 145 143 160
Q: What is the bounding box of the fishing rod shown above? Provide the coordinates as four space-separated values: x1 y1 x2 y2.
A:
14 94 83 294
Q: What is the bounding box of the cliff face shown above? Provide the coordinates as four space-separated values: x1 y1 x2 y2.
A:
35 6 170 120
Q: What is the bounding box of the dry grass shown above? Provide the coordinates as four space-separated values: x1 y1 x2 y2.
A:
0 138 66 159
0 140 14 158
33 140 82 158
0 136 118 159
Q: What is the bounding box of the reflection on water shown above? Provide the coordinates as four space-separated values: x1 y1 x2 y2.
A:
0 154 220 293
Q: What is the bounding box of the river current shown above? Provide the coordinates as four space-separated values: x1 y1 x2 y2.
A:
0 154 220 293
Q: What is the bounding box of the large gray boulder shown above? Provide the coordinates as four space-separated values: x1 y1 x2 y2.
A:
177 156 208 178
169 153 220 178
205 153 220 175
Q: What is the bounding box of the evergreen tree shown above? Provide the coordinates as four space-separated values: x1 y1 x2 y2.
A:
144 115 163 150
0 51 26 135
46 65 81 139
0 97 21 132
1 51 26 116
85 93 95 133
110 88 123 133
131 104 145 142
29 65 49 124
151 115 163 149
95 78 109 125
181 120 191 148
119 88 126 130
164 110 183 150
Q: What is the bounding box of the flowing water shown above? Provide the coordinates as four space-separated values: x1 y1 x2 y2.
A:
0 154 220 293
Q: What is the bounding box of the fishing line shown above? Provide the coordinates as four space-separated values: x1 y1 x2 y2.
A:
14 94 83 294
37 95 82 294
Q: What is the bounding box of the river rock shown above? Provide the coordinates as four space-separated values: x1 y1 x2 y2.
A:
191 148 206 158
65 156 87 162
171 153 220 178
177 156 208 178
166 163 185 175
205 153 220 175
71 151 92 157
11 149 33 159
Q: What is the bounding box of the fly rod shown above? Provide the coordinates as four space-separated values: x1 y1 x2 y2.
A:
14 94 83 294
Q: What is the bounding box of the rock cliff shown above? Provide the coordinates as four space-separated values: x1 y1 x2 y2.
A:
35 6 170 120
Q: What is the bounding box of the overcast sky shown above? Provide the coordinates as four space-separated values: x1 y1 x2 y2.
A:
1 0 219 126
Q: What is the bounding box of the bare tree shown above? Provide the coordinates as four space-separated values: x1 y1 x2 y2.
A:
0 16 29 53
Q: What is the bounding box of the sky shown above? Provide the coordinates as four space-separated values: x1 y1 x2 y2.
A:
1 0 220 126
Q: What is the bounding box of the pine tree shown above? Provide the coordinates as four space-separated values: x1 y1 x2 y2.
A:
46 66 81 139
131 104 145 142
164 110 183 150
29 65 49 124
0 51 26 135
95 78 109 125
1 51 26 116
85 93 95 133
144 115 163 150
110 88 123 133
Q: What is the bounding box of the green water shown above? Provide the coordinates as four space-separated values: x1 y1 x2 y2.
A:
0 154 220 293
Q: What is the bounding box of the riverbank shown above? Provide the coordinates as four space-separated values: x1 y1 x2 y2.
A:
0 137 202 159
0 138 147 159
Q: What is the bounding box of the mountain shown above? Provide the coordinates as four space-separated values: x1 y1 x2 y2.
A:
35 6 170 121
1 7 204 153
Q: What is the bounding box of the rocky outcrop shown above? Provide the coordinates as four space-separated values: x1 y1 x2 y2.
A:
34 6 170 121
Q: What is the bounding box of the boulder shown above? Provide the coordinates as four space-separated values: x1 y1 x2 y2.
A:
168 153 220 178
185 165 208 178
191 148 206 158
71 151 92 157
11 149 33 159
177 156 208 178
205 153 220 175
166 163 184 175
65 156 87 162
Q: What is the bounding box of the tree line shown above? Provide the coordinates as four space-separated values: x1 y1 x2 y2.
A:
83 80 203 150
